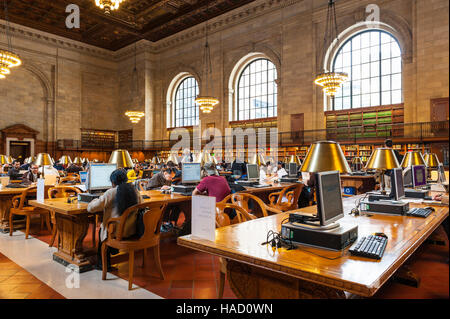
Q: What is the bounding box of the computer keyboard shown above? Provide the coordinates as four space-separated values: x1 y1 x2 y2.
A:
6 183 28 188
349 235 388 260
406 207 433 218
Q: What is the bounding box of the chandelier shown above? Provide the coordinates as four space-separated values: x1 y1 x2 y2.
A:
95 0 124 14
195 4 219 114
1 0 22 80
314 0 348 96
125 111 145 123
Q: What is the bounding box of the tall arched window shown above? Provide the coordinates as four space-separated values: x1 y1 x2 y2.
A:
174 76 199 127
237 59 277 120
332 30 402 110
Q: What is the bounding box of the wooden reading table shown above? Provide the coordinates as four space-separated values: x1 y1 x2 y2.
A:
178 194 448 298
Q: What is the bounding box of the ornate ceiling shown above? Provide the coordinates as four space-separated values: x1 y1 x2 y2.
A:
0 0 256 51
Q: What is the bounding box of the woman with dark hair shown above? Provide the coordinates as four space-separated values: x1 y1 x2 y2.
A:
87 168 141 270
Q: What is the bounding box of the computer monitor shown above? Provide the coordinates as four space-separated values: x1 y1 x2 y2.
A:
412 165 426 187
181 163 201 184
438 163 447 183
79 171 87 183
288 163 298 177
87 163 117 192
390 168 405 200
403 167 412 186
246 164 259 181
315 171 344 228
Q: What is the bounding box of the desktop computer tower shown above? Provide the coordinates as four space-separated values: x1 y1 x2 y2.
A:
281 222 358 251
173 185 196 195
404 189 429 199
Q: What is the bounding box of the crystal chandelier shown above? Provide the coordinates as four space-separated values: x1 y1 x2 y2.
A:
314 0 348 96
125 111 145 123
125 42 145 124
95 0 124 14
195 4 219 114
1 0 22 80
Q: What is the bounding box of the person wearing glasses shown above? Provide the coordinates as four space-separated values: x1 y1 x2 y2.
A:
22 164 41 185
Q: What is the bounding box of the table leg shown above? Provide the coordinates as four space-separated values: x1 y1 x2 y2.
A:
226 259 346 299
52 213 96 273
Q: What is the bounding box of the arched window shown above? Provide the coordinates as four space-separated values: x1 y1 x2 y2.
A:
173 76 199 127
236 59 277 120
332 30 402 110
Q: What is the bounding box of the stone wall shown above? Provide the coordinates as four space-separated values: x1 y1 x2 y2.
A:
0 0 448 152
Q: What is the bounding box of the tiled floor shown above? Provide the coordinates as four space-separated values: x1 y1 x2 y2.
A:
1 215 449 299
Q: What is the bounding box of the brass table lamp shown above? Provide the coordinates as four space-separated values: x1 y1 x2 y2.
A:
288 155 302 166
35 153 53 178
401 151 426 168
249 154 267 166
424 153 440 180
73 157 83 164
365 148 400 194
351 156 363 171
0 155 12 165
59 155 72 165
108 149 133 169
166 153 179 165
300 141 351 173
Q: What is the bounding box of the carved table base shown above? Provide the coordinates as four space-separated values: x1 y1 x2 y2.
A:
226 259 346 299
53 212 96 273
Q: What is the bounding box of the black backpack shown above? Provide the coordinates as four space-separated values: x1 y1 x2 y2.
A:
136 208 147 238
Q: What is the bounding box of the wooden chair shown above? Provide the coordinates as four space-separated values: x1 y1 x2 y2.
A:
47 186 92 248
215 203 255 298
60 175 80 183
226 193 282 219
9 186 52 239
268 183 304 212
102 201 167 290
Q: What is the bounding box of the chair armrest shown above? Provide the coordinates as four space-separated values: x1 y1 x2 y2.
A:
265 205 283 215
11 195 21 209
268 191 283 206
106 218 120 239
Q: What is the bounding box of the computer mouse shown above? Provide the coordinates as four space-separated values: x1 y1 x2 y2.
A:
424 206 435 212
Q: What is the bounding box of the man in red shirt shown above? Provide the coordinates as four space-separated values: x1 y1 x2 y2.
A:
193 162 231 202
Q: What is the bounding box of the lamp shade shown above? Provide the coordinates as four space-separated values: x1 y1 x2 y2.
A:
151 156 161 164
166 153 179 165
0 155 11 164
401 151 426 168
351 157 363 164
424 153 440 168
73 157 83 164
300 141 351 173
288 155 302 166
365 148 400 170
249 154 266 166
108 149 133 168
59 155 72 165
34 153 53 166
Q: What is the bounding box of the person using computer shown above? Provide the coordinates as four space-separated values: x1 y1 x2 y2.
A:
22 164 41 185
66 162 83 174
145 169 173 190
127 163 143 182
192 162 231 203
275 161 288 179
231 158 247 178
8 160 22 180
1 164 9 176
53 161 65 171
87 169 141 270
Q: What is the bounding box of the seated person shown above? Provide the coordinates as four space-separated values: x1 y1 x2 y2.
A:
22 164 41 185
275 161 288 179
126 163 143 182
145 169 173 190
1 164 9 176
298 172 316 208
8 160 22 180
193 162 231 203
53 161 65 171
66 163 83 174
87 169 141 270
259 163 275 184
231 159 247 179
20 162 31 171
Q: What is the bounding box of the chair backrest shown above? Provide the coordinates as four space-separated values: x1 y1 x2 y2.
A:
116 201 167 243
231 193 270 217
215 202 256 227
15 185 52 209
282 183 304 210
48 186 82 199
60 175 80 183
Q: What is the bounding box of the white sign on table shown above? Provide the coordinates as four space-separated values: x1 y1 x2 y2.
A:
191 195 216 241
36 178 45 203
